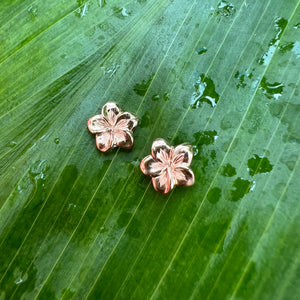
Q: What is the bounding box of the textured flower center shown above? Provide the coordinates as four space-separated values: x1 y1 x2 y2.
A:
164 160 178 179
107 122 118 132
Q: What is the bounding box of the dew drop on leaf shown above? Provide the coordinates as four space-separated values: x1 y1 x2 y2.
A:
192 145 199 156
221 163 237 177
29 160 50 178
152 94 160 101
207 187 222 204
293 22 300 29
279 42 294 54
193 130 218 146
292 41 300 58
8 141 17 148
133 74 154 96
163 93 170 101
98 0 106 8
215 1 236 17
196 47 207 55
28 5 38 21
75 0 88 18
230 177 252 201
210 150 216 160
260 76 284 100
258 17 288 65
234 70 254 89
190 74 219 108
247 155 273 176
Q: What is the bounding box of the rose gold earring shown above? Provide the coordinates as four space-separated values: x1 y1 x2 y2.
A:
87 102 139 152
140 138 195 194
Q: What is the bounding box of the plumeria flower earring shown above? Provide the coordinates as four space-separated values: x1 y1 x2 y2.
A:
140 138 195 194
87 102 139 152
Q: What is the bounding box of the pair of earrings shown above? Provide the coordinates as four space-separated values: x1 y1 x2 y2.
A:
87 102 195 194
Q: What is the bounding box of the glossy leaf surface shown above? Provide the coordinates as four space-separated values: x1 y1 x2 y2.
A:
0 0 300 299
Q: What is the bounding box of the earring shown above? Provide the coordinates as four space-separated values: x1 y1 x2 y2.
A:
87 102 139 152
140 138 195 194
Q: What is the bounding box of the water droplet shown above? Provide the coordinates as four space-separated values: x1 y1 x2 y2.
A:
210 150 216 159
113 7 130 18
9 141 17 148
100 226 108 233
230 177 252 202
193 130 218 146
215 1 236 17
152 94 160 101
163 93 170 101
258 17 288 65
17 185 23 193
251 78 260 90
28 143 37 152
130 159 140 166
293 22 300 29
279 42 294 54
15 273 28 285
75 1 88 18
260 77 284 100
192 145 199 156
98 0 107 8
207 187 222 204
121 7 130 17
133 74 154 96
104 63 120 78
196 47 208 55
250 181 256 192
54 138 60 144
28 5 38 20
292 41 300 58
247 154 273 176
234 70 254 89
221 163 237 177
40 134 49 141
15 278 23 284
29 160 50 180
190 74 220 108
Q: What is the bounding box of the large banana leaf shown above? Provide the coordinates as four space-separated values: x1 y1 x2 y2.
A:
0 0 300 299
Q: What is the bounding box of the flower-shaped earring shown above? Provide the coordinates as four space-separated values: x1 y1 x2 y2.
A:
87 102 138 152
140 138 195 194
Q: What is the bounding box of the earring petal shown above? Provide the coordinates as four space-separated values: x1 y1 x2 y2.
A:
114 130 134 149
174 167 195 186
116 112 139 131
87 115 109 134
140 155 164 176
101 102 121 120
95 131 113 152
151 138 172 163
152 169 174 194
173 144 194 167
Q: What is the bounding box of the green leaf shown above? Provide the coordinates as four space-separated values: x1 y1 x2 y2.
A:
0 0 299 299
